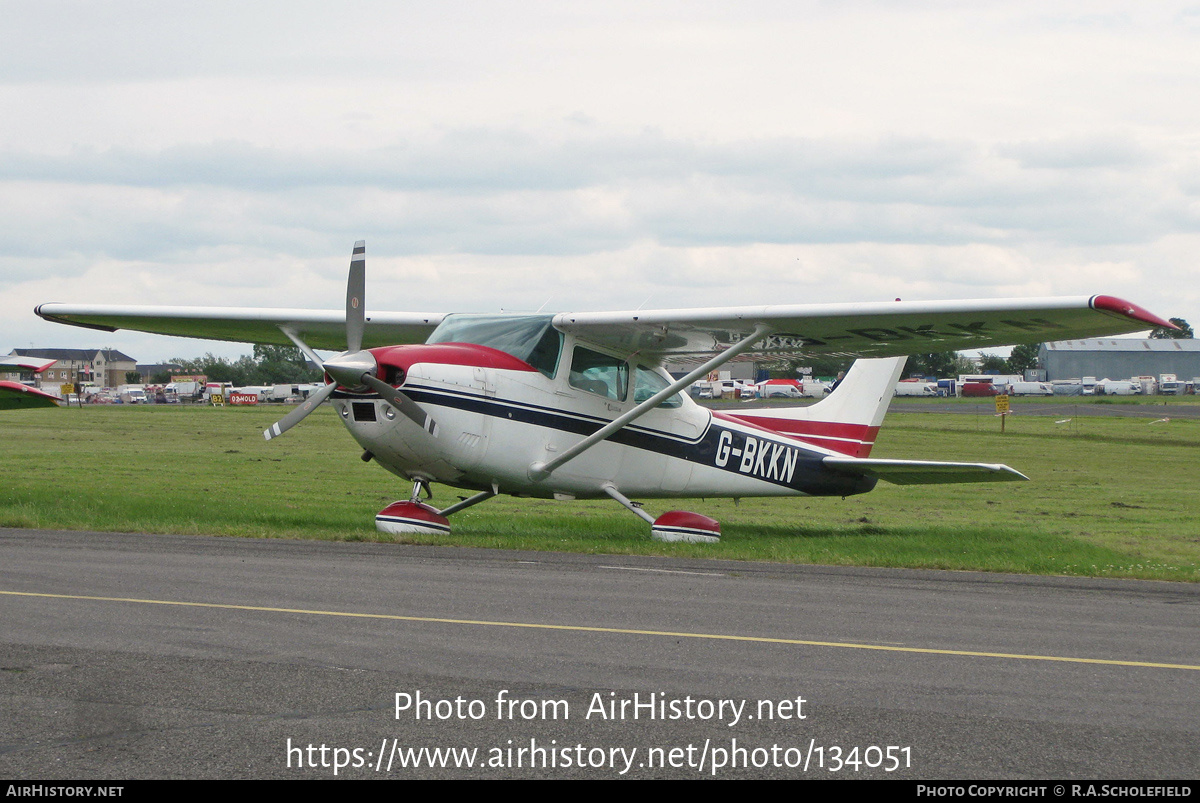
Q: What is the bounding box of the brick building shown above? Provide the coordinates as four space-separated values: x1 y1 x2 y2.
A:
2 348 137 390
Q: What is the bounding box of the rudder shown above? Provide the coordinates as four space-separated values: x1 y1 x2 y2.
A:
720 357 906 457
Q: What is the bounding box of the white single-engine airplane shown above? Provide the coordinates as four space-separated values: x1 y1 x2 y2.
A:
36 242 1175 541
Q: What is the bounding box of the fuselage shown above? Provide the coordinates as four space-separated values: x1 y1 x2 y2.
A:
332 318 876 500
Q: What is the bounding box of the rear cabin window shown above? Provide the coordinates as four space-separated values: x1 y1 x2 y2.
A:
633 366 682 408
569 346 628 401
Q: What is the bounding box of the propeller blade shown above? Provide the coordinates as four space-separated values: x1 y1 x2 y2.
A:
262 240 389 443
346 240 366 353
361 374 440 437
263 381 338 441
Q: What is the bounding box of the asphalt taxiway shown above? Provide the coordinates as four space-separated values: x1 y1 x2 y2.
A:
1 528 1197 779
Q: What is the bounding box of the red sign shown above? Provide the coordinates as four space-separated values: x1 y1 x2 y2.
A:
229 393 259 405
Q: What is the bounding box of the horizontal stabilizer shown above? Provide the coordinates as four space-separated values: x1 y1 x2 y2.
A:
0 356 56 373
0 381 61 410
822 456 1028 485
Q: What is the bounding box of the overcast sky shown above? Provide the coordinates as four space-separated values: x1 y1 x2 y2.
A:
3 1 1197 362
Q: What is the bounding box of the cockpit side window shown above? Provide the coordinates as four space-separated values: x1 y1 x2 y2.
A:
569 346 628 401
633 365 683 408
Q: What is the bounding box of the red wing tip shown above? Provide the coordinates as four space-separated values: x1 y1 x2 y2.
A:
1090 295 1177 330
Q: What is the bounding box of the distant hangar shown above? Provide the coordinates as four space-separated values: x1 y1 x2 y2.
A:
1040 339 1200 381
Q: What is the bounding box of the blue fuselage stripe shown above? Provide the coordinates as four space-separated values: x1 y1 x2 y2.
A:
359 384 876 497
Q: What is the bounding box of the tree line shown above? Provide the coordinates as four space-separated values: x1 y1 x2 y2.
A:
149 345 323 386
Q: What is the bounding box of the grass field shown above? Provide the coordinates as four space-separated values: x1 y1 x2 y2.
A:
2 403 1197 581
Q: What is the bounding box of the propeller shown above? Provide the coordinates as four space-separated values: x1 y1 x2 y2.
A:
263 241 437 441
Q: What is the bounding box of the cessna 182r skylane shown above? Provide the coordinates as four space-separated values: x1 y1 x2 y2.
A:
36 242 1174 542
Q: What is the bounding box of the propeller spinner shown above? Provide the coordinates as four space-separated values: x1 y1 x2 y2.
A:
263 241 437 440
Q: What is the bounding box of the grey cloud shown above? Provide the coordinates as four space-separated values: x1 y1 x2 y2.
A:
0 132 973 192
1 128 1195 264
995 135 1151 170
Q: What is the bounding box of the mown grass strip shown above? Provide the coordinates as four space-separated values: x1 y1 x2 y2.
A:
1 405 1196 581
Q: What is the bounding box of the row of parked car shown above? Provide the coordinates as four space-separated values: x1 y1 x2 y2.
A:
896 374 1198 397
896 379 1103 398
692 378 830 400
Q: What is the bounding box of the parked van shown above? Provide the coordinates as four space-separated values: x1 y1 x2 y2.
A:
894 381 937 397
1007 381 1053 396
961 381 999 397
1094 379 1142 396
118 386 147 404
757 379 803 398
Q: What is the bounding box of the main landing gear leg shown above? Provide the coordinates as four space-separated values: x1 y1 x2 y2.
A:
601 484 721 543
375 483 498 536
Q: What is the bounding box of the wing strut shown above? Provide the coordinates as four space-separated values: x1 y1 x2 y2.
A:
602 484 656 524
528 323 774 481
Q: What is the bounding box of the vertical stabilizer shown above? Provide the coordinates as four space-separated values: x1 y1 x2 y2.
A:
720 357 906 457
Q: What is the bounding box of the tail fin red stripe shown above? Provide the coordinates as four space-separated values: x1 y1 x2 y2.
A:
722 413 880 457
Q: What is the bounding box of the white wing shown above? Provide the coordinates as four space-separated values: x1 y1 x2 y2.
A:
36 294 1170 358
35 304 445 352
552 295 1172 359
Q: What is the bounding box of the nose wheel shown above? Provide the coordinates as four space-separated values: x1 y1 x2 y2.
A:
375 500 452 535
375 482 497 536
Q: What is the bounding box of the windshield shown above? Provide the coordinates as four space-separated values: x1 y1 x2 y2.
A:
427 314 562 377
